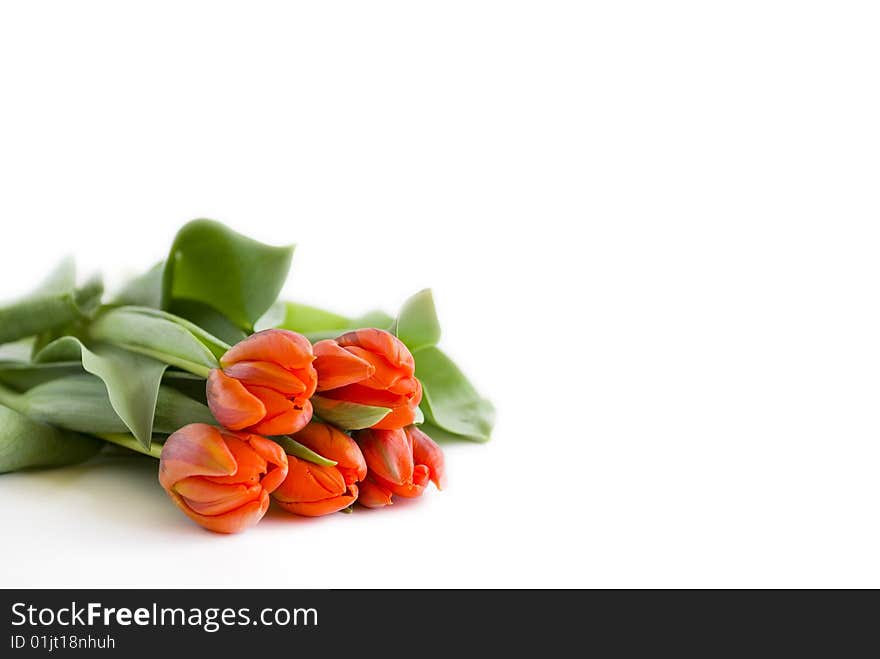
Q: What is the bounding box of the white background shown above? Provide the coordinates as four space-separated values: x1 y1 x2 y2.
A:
0 1 878 588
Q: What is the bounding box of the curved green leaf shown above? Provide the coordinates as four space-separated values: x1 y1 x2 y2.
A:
417 422 475 444
274 435 337 467
0 404 101 474
0 361 84 391
113 306 230 359
168 300 247 346
88 307 222 376
415 346 494 442
33 336 84 363
393 289 441 352
31 336 168 449
311 396 391 430
18 374 215 435
259 301 394 341
81 344 168 449
258 301 351 334
162 219 294 330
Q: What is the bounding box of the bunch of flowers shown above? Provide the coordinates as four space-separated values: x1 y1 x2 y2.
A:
0 220 493 533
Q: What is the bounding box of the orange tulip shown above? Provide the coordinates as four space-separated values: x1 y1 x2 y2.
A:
207 329 317 436
313 328 422 430
158 423 288 534
355 425 446 508
272 422 367 516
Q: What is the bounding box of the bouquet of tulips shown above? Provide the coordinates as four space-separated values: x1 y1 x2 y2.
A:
0 221 494 533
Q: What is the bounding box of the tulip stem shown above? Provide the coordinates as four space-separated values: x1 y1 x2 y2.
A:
94 432 163 459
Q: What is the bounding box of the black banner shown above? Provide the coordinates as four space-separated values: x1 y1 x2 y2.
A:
0 589 873 654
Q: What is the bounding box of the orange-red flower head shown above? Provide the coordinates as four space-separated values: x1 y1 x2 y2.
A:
207 329 317 436
356 425 445 508
313 329 422 430
272 422 367 517
158 423 288 534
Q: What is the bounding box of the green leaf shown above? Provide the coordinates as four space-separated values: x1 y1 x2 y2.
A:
162 219 294 330
33 336 84 363
0 404 101 474
417 421 477 444
311 396 391 430
113 261 164 308
415 346 495 442
0 361 84 391
274 435 338 467
88 306 224 376
0 258 103 344
31 336 168 449
168 300 247 346
16 374 215 435
259 301 394 341
353 309 394 329
259 301 351 334
253 300 287 332
161 370 209 405
73 274 104 317
393 289 441 352
117 307 230 359
80 344 169 449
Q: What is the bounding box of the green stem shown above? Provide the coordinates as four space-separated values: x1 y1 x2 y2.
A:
95 432 163 459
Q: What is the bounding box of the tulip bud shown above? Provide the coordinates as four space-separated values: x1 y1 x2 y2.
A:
272 422 367 516
206 329 317 436
159 423 288 534
355 425 445 507
313 329 422 430
407 425 447 490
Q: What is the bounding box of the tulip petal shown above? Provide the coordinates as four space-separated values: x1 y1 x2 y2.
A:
370 404 419 430
159 424 237 489
291 422 367 483
249 399 313 436
313 340 375 391
204 435 267 485
370 465 428 498
358 478 394 508
408 425 447 490
291 365 318 399
174 478 264 516
336 329 415 375
223 361 308 396
206 370 267 431
274 457 347 503
341 346 407 390
387 375 422 399
321 383 410 409
274 486 358 517
169 489 271 534
221 329 314 370
248 386 298 417
242 434 289 494
357 428 414 486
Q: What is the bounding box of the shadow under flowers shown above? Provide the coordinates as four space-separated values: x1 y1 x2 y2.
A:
1 448 205 535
